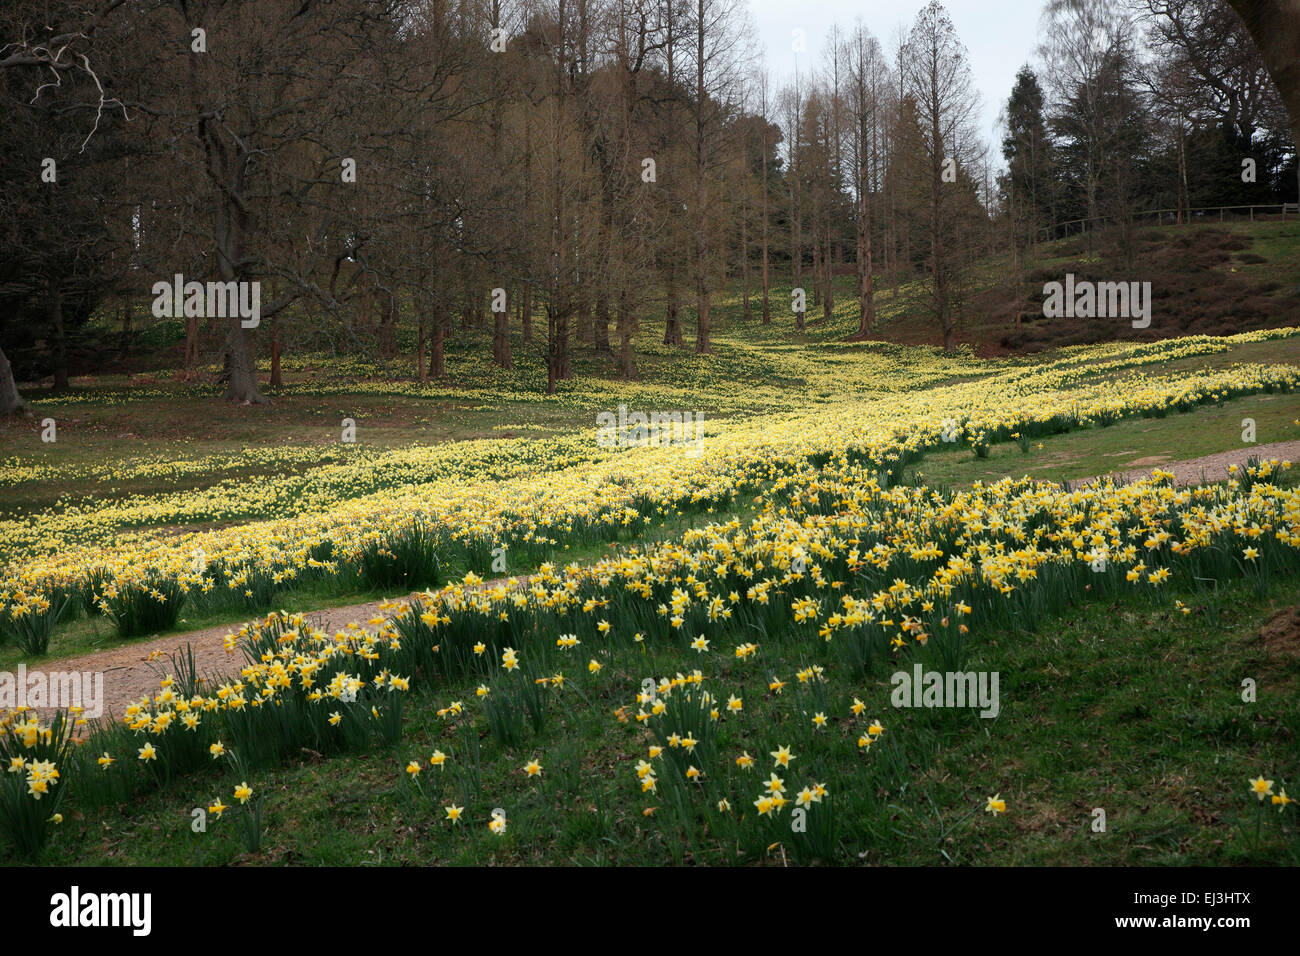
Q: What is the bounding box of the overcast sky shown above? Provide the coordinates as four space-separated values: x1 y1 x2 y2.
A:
745 0 1048 149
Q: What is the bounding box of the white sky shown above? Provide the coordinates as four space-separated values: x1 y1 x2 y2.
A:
745 0 1047 150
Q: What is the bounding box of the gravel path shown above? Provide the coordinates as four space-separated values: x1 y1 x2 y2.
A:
24 440 1300 723
1072 440 1300 488
35 598 416 724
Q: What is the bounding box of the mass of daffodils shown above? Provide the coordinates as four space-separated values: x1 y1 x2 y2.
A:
2 330 1297 632
1 329 1297 860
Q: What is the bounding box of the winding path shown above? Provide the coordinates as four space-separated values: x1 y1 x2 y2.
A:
28 440 1300 721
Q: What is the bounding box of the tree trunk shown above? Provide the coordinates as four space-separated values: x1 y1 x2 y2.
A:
812 243 822 311
594 292 611 353
664 260 684 345
928 111 953 352
521 286 533 343
741 175 752 322
197 61 268 405
793 214 805 331
823 231 833 321
695 273 710 352
1226 1 1300 198
852 158 876 339
546 309 560 395
693 0 710 355
429 318 445 380
184 312 198 370
223 321 269 405
617 289 636 379
546 347 557 394
761 141 771 325
379 290 397 359
558 311 572 379
493 307 513 369
51 285 69 391
417 313 427 384
691 270 712 356
576 292 592 345
0 346 30 417
270 321 283 389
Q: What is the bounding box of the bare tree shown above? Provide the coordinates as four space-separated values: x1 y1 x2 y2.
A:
758 68 774 324
901 0 980 351
783 72 806 331
1225 0 1300 195
687 0 749 352
847 23 889 339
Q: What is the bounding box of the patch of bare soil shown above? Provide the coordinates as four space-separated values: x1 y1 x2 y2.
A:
1258 606 1300 660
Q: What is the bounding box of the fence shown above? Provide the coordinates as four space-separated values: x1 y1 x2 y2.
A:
1038 203 1299 243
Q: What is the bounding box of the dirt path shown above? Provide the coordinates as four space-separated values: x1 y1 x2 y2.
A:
34 575 535 724
1072 440 1300 488
25 440 1299 722
35 598 417 723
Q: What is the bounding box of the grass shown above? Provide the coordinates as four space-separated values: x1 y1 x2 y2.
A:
1231 222 1300 290
12 367 1291 659
3 326 1296 656
0 393 611 516
2 222 1298 868
0 580 374 672
17 574 1297 866
0 500 765 671
6 217 1296 520
902 391 1300 490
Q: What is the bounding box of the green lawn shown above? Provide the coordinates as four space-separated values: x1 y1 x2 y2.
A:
18 575 1297 866
905 391 1300 490
3 224 1298 868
